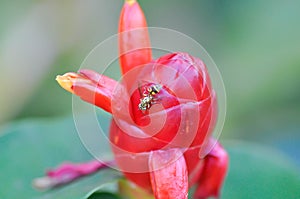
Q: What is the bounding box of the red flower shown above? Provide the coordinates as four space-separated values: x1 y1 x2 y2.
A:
53 0 228 198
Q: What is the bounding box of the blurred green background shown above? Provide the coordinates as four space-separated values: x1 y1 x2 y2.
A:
0 0 299 198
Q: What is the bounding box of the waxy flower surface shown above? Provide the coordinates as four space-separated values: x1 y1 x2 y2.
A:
51 0 228 198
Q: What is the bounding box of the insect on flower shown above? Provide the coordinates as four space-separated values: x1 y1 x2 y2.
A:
138 84 162 111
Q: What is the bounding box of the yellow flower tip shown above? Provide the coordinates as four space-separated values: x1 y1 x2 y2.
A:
56 72 79 94
125 0 136 6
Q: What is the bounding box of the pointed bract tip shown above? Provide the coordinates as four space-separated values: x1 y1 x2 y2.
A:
125 0 136 5
55 72 80 94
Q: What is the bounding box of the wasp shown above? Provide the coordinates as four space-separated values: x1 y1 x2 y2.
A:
138 84 162 111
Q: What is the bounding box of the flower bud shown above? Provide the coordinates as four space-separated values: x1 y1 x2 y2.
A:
193 142 229 199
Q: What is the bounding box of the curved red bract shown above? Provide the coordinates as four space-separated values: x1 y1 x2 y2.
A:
109 52 216 190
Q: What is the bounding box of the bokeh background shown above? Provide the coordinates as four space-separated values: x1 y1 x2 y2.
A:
1 0 299 198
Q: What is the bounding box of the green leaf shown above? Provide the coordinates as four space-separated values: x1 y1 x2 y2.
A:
0 117 120 199
84 181 120 199
87 192 121 199
222 141 300 199
1 117 300 199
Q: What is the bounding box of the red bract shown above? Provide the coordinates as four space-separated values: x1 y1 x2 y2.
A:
54 0 228 198
193 141 229 199
108 52 216 192
119 0 151 74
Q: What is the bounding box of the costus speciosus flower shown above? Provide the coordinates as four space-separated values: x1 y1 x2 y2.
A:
35 0 228 198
